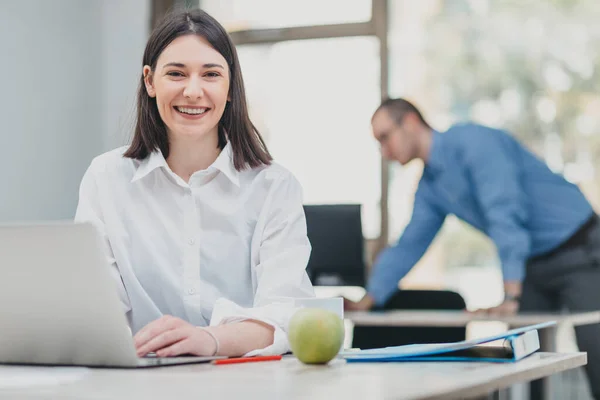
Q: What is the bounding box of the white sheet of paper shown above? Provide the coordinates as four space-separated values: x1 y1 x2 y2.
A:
0 366 90 388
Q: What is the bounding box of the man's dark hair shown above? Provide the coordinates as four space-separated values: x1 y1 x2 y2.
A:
375 98 431 129
124 8 271 170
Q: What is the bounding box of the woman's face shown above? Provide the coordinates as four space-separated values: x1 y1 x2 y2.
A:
143 34 230 144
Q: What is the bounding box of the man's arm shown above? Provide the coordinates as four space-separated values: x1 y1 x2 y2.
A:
465 128 530 305
349 184 446 310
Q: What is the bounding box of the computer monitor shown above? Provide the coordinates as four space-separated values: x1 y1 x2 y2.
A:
303 204 366 287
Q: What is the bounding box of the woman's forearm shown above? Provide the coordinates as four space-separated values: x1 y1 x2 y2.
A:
205 320 275 357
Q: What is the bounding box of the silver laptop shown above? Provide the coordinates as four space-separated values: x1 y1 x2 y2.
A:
0 222 224 368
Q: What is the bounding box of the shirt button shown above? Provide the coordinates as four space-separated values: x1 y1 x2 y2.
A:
188 288 195 295
188 238 195 245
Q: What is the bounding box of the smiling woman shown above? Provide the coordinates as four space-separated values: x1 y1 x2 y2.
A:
75 9 315 359
124 9 271 171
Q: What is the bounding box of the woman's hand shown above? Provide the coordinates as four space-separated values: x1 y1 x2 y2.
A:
133 315 217 357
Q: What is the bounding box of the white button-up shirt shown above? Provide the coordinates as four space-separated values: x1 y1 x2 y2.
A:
75 143 315 355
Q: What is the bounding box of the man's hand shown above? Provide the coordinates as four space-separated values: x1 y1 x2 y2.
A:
344 294 375 311
469 299 519 316
133 315 217 357
469 280 522 316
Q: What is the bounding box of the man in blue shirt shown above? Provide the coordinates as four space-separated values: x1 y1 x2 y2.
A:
345 98 600 398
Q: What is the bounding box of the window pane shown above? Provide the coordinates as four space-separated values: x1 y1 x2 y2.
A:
388 0 600 310
237 37 381 238
199 0 372 31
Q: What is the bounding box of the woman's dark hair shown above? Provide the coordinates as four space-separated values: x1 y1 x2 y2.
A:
375 98 431 129
124 9 272 170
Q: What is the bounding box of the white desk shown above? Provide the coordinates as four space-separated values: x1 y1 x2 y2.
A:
0 353 586 400
346 310 600 399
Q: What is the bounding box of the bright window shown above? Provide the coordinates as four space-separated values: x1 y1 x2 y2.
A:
199 0 372 31
236 37 381 238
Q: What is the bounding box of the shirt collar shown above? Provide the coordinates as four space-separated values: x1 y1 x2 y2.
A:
210 142 240 187
424 129 444 177
130 142 240 187
130 148 169 183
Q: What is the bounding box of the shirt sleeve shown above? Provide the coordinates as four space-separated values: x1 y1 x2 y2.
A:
74 160 133 317
367 183 446 306
209 170 315 356
462 128 530 282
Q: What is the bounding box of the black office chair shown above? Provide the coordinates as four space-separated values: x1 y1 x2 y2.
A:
352 289 467 349
303 204 366 287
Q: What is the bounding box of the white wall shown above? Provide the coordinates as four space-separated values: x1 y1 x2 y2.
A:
0 0 149 222
102 0 150 150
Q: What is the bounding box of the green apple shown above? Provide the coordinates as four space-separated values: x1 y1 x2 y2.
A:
288 308 344 364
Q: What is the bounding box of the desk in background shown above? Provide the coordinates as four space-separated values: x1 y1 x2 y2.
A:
345 310 600 350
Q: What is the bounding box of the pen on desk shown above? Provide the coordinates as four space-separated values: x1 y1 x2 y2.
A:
212 355 282 365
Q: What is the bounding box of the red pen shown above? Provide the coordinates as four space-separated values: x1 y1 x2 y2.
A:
212 355 282 365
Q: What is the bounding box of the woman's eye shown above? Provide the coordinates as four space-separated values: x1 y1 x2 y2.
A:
205 71 221 78
167 71 184 77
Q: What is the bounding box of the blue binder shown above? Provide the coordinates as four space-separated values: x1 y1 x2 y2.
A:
342 321 555 363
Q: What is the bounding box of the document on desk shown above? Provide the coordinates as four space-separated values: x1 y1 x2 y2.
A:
342 321 555 363
0 366 90 389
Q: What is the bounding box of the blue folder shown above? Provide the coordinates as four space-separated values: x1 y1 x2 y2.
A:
342 321 556 363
